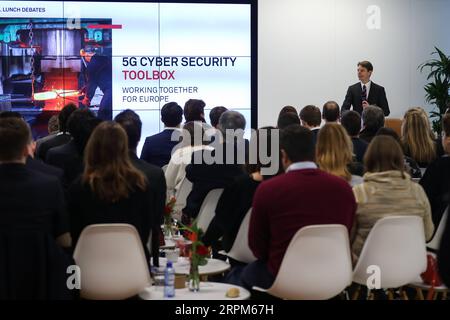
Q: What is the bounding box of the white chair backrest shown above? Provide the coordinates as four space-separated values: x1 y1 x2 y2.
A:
73 224 151 300
353 216 427 289
427 207 449 251
268 224 353 300
175 177 193 209
227 208 257 264
196 188 224 232
420 167 427 176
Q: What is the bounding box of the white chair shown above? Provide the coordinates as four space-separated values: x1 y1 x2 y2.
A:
161 164 168 173
426 207 448 252
196 188 224 232
408 208 449 300
73 224 152 300
174 177 193 211
254 224 353 300
408 251 449 300
226 208 257 264
420 167 427 176
353 216 427 292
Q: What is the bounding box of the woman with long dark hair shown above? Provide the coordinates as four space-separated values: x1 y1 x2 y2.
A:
68 121 154 259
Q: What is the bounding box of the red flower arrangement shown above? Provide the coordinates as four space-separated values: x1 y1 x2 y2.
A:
165 197 176 220
163 197 177 237
180 221 210 291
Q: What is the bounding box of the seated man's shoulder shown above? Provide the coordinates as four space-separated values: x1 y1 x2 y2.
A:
432 155 450 173
28 158 63 177
257 173 287 190
355 137 368 146
24 167 61 189
47 142 74 157
133 157 164 176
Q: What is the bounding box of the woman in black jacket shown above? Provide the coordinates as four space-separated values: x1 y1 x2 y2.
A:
68 121 155 261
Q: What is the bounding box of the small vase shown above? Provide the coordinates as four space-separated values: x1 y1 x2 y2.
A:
163 222 173 239
188 260 200 292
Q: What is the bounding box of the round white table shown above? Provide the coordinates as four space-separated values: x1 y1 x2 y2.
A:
160 236 192 249
139 282 250 300
160 238 176 249
156 257 230 276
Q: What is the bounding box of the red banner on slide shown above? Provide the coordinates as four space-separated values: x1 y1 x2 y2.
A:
87 24 122 29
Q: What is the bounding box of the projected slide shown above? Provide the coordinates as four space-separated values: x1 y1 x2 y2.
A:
0 1 252 151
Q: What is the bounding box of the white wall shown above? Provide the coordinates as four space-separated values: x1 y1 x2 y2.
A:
258 0 450 127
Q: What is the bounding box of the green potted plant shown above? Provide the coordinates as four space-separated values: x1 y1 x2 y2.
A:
419 47 450 134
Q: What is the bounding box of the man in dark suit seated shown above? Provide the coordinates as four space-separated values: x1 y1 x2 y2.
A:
322 101 340 123
0 117 73 299
36 103 77 161
0 111 65 181
114 109 167 267
277 112 300 129
141 102 183 168
341 110 368 163
0 111 64 181
183 111 247 221
26 155 63 182
209 106 228 129
46 109 101 189
341 61 390 116
359 105 385 144
299 105 321 145
241 125 356 290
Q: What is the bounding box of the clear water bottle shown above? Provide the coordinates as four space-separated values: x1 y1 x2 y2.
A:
164 261 175 298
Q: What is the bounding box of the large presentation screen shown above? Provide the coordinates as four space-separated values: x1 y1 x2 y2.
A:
0 0 254 153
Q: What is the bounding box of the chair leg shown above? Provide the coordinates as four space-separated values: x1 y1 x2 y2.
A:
415 288 425 300
425 287 435 300
399 288 409 300
442 291 448 300
339 290 349 300
387 289 394 300
352 285 361 300
344 290 350 300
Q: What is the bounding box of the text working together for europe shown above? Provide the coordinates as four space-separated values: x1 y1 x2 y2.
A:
122 56 238 80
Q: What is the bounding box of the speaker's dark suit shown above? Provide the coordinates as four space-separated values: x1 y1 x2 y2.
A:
342 82 390 116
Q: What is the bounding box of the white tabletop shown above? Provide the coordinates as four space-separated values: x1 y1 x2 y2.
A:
160 236 192 249
156 257 230 276
160 239 176 249
139 282 250 300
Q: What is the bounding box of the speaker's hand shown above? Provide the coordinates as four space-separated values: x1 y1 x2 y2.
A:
362 100 369 108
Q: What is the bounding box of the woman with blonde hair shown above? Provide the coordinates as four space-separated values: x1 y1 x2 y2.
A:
68 121 156 260
351 135 434 259
401 108 437 168
316 123 363 186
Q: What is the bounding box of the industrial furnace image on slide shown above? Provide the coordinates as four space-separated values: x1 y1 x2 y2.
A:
0 18 112 138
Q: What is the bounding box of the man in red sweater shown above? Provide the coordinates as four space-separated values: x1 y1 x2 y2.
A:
241 124 356 290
